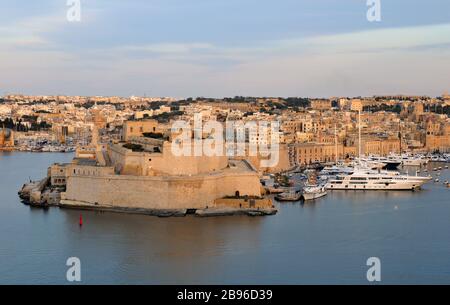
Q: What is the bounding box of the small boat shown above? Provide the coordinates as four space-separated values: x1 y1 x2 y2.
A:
301 186 328 201
275 190 302 202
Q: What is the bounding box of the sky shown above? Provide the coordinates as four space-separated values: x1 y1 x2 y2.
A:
0 0 449 98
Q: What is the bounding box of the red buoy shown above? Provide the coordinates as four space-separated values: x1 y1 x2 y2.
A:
79 214 83 227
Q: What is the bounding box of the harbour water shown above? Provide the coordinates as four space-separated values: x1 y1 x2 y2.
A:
1 152 449 284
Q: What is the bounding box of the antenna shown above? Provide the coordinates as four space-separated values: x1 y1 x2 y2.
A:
335 124 338 164
358 110 362 162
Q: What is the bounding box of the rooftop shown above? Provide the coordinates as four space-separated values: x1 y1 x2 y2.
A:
72 158 98 167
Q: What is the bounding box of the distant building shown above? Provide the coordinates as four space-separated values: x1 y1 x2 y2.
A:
351 99 364 112
134 110 154 120
290 143 345 165
310 99 332 111
361 138 400 156
338 98 351 111
122 120 159 141
425 121 450 152
414 102 424 115
426 134 450 152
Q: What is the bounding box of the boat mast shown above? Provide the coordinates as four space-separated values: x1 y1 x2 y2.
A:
335 124 338 164
358 110 362 162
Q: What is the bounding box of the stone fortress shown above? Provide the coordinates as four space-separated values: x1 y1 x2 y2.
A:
43 120 276 217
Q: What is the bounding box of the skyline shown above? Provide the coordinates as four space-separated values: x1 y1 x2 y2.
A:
1 0 449 97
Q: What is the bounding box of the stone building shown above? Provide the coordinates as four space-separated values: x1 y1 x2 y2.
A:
310 99 332 111
361 138 401 156
426 134 450 152
290 143 345 165
122 120 159 141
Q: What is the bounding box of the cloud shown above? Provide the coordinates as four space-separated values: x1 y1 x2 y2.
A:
103 23 450 67
120 43 215 54
301 23 450 54
0 13 66 48
1 12 449 97
0 6 100 51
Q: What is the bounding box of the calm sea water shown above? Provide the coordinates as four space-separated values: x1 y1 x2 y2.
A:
0 152 449 284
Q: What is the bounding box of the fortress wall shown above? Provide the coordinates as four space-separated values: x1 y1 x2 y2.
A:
155 146 229 176
62 172 261 210
108 142 229 176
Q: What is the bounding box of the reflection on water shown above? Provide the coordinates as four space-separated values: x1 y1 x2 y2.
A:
1 152 450 284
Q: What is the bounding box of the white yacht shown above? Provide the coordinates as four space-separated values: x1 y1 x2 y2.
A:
365 156 401 170
398 154 429 166
321 165 354 176
326 169 431 191
301 185 328 201
357 158 386 170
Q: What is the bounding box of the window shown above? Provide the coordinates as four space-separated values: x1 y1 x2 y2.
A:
350 177 367 181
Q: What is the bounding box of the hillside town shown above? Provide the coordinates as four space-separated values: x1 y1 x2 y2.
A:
9 92 450 216
1 93 449 160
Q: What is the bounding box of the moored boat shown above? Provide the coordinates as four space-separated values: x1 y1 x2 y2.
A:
275 190 302 202
326 169 431 191
301 186 328 201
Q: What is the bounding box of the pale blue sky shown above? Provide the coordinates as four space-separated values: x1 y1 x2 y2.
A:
0 0 449 97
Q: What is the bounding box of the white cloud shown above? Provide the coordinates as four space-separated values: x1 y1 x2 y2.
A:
301 23 450 54
1 19 449 97
0 14 63 50
120 43 215 54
